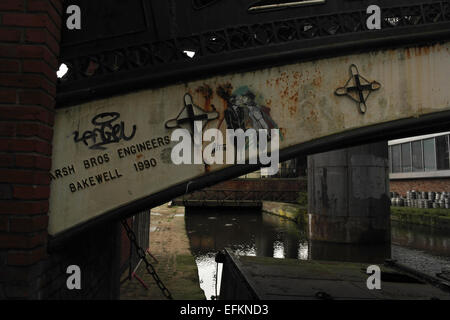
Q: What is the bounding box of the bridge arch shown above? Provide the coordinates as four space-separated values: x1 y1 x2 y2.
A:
2 0 450 299
49 40 450 241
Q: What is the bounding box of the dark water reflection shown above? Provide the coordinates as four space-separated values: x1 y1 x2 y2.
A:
391 221 450 256
185 208 308 299
391 221 450 277
185 208 450 299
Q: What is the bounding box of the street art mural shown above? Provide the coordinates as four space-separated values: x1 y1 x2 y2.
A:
218 86 279 138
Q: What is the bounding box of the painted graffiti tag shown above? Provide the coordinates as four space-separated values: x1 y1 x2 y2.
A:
73 112 137 150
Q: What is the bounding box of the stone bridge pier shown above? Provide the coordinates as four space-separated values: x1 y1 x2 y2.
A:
307 141 390 245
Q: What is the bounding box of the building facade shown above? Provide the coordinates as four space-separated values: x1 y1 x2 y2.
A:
389 132 450 196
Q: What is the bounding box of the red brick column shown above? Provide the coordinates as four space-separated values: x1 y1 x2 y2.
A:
0 0 62 299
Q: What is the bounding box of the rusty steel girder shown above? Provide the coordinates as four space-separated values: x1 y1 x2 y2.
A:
57 0 450 106
48 38 450 241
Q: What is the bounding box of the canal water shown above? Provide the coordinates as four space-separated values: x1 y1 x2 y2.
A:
185 208 450 300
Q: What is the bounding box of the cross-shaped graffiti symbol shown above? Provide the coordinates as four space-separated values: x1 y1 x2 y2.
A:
165 93 219 136
335 64 381 114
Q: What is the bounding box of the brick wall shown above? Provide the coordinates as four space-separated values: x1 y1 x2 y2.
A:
0 2 149 300
0 0 63 299
390 178 450 197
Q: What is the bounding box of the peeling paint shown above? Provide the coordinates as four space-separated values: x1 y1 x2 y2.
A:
49 41 450 235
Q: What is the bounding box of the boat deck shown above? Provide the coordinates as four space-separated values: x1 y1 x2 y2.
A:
220 249 450 300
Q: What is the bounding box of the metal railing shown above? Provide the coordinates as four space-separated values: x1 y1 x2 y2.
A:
57 1 450 106
176 189 300 205
267 168 300 179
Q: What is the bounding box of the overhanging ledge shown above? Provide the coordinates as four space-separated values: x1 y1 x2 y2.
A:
56 0 450 107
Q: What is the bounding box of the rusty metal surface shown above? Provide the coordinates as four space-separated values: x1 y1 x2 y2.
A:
49 41 450 236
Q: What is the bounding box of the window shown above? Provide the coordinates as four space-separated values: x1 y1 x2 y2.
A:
390 134 450 174
392 144 401 173
401 143 411 172
436 135 450 170
423 138 436 171
411 140 423 172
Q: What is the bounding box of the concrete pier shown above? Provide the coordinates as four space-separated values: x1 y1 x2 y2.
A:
307 141 390 244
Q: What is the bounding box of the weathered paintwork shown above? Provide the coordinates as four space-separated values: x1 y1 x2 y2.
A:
49 42 450 235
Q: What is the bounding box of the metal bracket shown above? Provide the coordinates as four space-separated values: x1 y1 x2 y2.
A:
335 64 381 114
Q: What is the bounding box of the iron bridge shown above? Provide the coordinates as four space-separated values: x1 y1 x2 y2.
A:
48 0 450 242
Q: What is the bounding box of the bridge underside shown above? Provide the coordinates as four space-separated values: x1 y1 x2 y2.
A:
49 1 450 243
50 40 450 243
